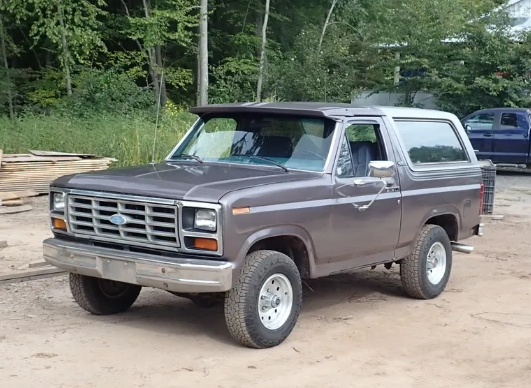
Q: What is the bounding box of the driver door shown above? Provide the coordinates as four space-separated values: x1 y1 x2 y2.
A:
329 119 402 269
461 111 496 160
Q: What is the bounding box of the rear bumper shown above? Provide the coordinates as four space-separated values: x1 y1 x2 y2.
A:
43 238 233 293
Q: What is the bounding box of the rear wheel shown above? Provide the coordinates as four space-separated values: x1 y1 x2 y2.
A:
224 250 302 349
69 273 142 315
400 224 453 299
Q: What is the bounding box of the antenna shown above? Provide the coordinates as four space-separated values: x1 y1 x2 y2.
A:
151 69 164 164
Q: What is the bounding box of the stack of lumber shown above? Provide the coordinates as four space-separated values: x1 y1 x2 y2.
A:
0 189 37 214
0 149 115 194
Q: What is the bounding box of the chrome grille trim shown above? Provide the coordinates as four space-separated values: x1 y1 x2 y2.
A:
67 195 180 249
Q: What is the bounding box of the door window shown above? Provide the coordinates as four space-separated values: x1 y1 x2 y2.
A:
463 113 495 130
499 112 528 130
336 135 355 178
500 113 518 128
335 123 386 177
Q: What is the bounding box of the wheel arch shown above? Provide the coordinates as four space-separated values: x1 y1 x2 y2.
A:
422 209 460 241
234 225 317 281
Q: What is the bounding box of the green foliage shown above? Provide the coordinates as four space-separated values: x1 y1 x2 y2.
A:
25 68 67 109
0 111 196 166
431 11 531 116
4 0 107 65
61 68 157 117
116 0 198 91
1 0 531 146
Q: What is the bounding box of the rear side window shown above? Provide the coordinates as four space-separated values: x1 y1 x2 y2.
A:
395 121 468 164
499 112 528 130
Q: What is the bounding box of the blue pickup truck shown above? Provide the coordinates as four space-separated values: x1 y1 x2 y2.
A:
461 107 531 167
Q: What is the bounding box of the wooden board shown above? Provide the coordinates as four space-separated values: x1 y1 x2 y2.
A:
2 155 82 163
0 204 32 214
0 267 66 285
30 150 96 158
0 190 38 201
0 199 24 206
28 260 51 269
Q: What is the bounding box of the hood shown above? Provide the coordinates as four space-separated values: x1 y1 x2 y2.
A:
52 162 320 202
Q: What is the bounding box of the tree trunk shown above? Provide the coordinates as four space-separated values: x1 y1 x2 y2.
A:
196 40 201 105
198 0 208 106
256 0 270 102
318 0 339 51
58 6 72 95
0 16 14 119
155 45 167 106
142 0 167 107
120 0 151 90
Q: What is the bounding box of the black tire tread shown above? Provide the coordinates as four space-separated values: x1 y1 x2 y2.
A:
224 250 302 349
400 224 451 300
69 273 141 315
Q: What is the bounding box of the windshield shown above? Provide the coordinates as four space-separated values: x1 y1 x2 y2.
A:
168 113 338 172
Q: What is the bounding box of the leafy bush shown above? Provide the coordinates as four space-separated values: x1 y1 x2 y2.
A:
60 68 157 117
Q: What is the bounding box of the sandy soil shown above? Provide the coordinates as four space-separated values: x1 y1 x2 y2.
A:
1 173 531 388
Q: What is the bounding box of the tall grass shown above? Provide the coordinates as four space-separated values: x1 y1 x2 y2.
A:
0 111 197 166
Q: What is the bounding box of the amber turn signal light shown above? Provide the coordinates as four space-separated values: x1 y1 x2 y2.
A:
193 238 218 251
232 206 250 215
52 218 67 230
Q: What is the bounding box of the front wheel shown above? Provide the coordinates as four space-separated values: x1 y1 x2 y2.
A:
224 250 302 349
400 224 453 299
69 273 142 315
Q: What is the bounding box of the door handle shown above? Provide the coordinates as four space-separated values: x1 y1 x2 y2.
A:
483 133 493 137
385 186 400 192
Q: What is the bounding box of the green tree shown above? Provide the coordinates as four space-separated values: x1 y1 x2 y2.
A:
431 11 531 116
117 0 198 107
3 0 107 95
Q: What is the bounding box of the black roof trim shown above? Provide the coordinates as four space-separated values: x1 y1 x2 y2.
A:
471 107 531 113
189 102 385 118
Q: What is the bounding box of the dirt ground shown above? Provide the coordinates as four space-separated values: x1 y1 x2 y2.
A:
1 173 531 388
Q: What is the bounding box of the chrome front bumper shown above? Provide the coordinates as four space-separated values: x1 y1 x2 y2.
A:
43 238 233 293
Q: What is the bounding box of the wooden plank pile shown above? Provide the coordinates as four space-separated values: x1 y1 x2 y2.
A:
0 149 115 194
0 190 38 214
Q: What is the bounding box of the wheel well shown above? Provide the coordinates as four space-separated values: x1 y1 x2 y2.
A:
248 236 310 278
425 214 458 241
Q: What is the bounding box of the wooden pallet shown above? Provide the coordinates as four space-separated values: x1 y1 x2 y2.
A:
0 149 116 194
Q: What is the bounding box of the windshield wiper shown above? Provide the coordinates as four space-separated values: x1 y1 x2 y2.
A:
172 154 203 163
230 154 289 172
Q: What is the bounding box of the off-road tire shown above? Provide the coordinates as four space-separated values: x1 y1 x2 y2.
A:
224 250 302 349
69 273 142 315
400 224 453 299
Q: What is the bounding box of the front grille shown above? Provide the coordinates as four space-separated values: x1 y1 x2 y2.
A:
67 195 180 249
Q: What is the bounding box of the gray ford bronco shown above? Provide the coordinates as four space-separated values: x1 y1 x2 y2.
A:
43 102 484 348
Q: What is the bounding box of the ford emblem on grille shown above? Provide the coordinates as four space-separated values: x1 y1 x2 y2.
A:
109 214 128 226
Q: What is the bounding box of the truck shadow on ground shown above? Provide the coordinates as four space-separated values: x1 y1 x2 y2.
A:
79 268 405 346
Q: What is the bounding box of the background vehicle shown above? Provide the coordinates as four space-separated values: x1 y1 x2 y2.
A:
461 107 531 167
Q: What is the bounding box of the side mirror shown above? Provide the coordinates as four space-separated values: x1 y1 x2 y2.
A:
368 160 395 179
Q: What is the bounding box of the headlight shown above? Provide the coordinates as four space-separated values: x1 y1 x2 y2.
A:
52 192 65 212
194 209 217 231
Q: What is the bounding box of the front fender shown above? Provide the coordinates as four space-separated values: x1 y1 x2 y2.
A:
232 225 317 284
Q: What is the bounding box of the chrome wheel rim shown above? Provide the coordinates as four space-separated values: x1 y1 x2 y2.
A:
426 242 447 285
258 274 294 330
